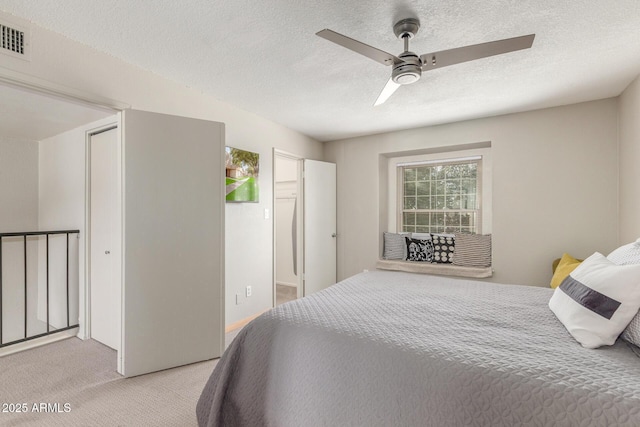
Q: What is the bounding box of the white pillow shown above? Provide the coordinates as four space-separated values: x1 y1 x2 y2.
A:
607 238 640 265
410 232 432 240
548 252 640 348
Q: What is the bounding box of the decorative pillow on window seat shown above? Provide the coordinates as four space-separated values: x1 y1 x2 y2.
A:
548 252 640 348
452 233 491 268
383 232 410 260
431 233 455 263
404 237 434 262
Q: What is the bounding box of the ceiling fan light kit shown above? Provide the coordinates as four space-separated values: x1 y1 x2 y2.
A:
392 52 422 85
317 18 535 106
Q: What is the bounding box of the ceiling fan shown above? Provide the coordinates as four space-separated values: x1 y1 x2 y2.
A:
316 18 535 106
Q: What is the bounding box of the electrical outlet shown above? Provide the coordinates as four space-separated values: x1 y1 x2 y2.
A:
246 286 252 297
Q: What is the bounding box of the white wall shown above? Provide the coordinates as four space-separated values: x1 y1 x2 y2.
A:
0 136 38 230
0 136 39 342
618 75 640 244
0 19 323 326
324 99 619 287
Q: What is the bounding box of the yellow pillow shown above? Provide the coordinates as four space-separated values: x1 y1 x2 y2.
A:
550 253 582 288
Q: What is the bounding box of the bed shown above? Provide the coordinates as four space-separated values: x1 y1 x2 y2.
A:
197 270 640 426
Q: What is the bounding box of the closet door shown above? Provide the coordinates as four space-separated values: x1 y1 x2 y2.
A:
121 110 225 377
90 128 120 350
303 160 337 296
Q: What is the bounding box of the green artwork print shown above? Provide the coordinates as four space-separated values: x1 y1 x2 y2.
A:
225 147 259 202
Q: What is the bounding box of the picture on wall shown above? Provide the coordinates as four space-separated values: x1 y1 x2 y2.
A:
225 146 259 202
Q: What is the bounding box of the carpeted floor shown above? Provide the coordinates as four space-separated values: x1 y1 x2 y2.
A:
0 330 241 426
276 283 297 306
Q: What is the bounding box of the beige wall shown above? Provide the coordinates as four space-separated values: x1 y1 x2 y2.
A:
0 136 38 231
0 20 323 326
324 99 619 287
618 75 640 244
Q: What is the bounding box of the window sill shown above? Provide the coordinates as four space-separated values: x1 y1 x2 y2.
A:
376 259 493 278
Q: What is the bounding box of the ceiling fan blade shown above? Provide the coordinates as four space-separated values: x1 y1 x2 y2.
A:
420 34 535 71
317 29 401 66
374 78 401 106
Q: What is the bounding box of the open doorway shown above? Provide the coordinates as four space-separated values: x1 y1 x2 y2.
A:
273 152 338 306
0 81 117 357
273 151 303 306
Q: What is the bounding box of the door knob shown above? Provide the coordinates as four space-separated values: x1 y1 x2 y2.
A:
331 233 337 238
105 250 111 254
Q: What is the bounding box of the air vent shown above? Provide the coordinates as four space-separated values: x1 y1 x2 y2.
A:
0 17 30 61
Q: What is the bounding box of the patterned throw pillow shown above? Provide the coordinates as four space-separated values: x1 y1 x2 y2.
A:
623 318 640 348
452 233 492 268
383 232 410 260
548 252 640 348
404 237 434 262
431 233 455 263
607 238 640 348
607 238 640 265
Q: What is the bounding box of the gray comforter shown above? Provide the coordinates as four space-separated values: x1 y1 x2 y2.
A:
197 270 640 426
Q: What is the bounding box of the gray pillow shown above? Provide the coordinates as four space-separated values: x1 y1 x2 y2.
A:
453 233 492 268
608 238 640 348
607 238 640 265
383 232 409 260
622 317 640 348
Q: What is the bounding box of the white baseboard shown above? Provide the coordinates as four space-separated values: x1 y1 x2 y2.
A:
0 327 79 358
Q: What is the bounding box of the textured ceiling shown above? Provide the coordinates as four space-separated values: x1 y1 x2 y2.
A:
1 1 639 142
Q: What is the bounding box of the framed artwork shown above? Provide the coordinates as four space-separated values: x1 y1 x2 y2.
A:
225 146 259 202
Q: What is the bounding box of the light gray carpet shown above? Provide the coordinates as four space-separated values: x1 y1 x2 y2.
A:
0 331 242 426
276 283 297 306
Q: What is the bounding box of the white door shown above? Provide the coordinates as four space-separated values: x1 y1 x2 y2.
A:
121 110 225 377
303 160 337 296
90 127 120 350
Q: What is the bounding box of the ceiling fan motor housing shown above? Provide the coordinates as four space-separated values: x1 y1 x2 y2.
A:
392 51 422 85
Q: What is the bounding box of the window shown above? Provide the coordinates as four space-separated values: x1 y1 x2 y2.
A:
399 157 481 234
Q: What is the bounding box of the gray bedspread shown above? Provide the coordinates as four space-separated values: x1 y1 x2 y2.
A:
197 271 640 426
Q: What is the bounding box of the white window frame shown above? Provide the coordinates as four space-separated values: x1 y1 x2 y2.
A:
387 148 492 234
